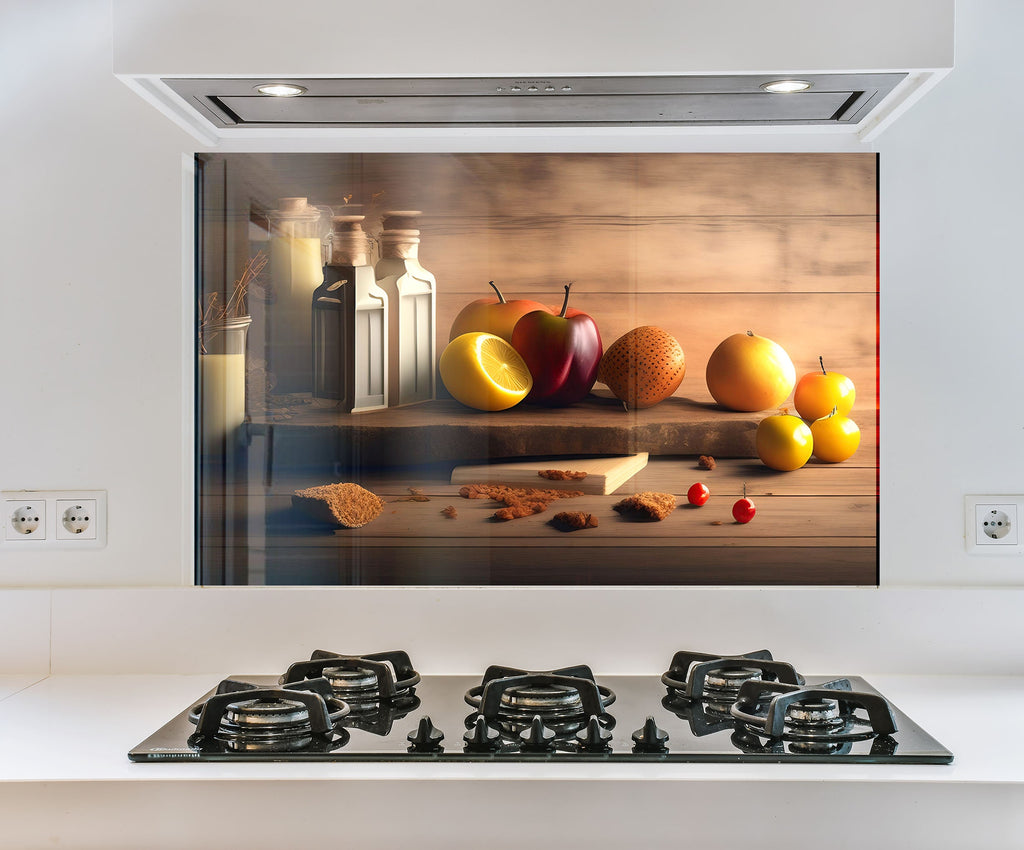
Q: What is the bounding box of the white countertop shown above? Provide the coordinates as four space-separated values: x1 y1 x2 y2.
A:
1 673 1022 849
0 675 46 703
0 673 1020 784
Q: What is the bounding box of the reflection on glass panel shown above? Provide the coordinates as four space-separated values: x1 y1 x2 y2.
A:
195 153 879 586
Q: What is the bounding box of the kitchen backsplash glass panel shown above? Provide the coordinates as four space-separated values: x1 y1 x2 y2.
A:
195 152 878 586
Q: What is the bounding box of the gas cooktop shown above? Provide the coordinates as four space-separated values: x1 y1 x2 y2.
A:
128 649 953 764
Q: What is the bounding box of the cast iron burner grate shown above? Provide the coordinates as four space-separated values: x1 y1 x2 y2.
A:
281 649 420 703
661 649 807 737
463 664 616 750
662 649 804 703
730 677 899 751
187 677 351 753
280 649 421 734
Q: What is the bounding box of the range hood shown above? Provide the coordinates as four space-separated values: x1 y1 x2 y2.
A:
162 74 907 130
113 0 953 147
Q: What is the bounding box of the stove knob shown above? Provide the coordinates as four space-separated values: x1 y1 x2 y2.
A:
519 715 557 752
576 714 613 752
463 715 502 752
631 716 670 753
407 716 444 752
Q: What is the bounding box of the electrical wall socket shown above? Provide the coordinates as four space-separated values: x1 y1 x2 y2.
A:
965 495 1024 556
1 490 106 549
4 500 46 541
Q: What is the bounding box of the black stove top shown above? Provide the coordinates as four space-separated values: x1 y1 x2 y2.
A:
128 650 953 764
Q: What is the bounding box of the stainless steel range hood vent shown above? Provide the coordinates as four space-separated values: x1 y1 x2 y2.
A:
164 74 907 129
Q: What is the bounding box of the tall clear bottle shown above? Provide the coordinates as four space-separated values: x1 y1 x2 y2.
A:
375 211 436 407
311 215 389 412
266 197 326 394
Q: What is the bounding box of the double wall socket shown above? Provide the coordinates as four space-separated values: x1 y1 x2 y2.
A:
2 490 107 549
964 495 1024 556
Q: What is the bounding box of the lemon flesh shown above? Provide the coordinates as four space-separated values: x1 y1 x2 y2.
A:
440 332 533 411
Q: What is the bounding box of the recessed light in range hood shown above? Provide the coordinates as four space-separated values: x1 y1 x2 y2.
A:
164 74 906 129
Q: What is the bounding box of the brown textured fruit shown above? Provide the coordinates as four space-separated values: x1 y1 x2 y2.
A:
597 326 686 409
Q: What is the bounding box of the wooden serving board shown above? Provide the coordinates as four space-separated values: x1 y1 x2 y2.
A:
450 453 649 496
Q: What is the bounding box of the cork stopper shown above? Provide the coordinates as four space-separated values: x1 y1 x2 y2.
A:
381 230 420 260
328 215 369 266
270 197 323 229
278 197 310 214
381 210 422 232
331 214 366 231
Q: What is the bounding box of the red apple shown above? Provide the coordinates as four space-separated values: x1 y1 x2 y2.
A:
448 281 553 343
511 283 603 406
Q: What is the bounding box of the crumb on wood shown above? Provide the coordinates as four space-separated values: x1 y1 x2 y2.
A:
441 505 458 519
550 511 599 531
538 469 588 481
698 455 716 470
459 483 584 521
493 501 550 521
394 486 430 502
612 491 677 521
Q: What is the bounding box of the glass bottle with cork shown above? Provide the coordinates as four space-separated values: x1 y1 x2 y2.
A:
374 210 436 407
311 215 389 412
266 197 327 394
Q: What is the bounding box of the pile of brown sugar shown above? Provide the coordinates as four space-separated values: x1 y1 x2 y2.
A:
292 482 385 528
458 483 584 521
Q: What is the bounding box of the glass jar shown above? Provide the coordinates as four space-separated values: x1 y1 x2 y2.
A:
199 315 252 453
266 197 327 394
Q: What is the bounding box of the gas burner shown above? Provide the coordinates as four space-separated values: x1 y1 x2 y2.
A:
465 665 616 742
661 649 804 707
187 677 350 753
730 677 899 745
280 649 421 710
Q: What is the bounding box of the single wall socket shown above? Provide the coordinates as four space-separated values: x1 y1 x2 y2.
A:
965 495 1023 556
4 500 46 541
1 490 106 549
56 499 98 540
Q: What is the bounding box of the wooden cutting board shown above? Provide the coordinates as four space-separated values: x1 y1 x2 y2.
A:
450 453 649 496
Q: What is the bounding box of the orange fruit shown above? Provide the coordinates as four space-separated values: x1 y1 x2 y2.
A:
439 332 533 411
597 326 685 409
705 331 796 412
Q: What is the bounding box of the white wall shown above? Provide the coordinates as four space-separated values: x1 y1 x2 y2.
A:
875 0 1024 584
0 0 1021 590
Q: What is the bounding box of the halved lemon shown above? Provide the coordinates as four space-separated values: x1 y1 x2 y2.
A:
439 332 533 411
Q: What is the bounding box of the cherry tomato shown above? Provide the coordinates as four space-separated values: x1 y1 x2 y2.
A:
732 497 756 524
687 482 710 506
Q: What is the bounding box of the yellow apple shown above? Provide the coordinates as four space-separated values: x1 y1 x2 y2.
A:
794 357 856 420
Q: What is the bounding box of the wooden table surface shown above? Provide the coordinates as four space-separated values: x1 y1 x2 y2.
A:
205 398 877 586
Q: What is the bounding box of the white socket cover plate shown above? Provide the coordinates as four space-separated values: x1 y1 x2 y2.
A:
964 495 1023 556
1 490 106 549
3 500 47 541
